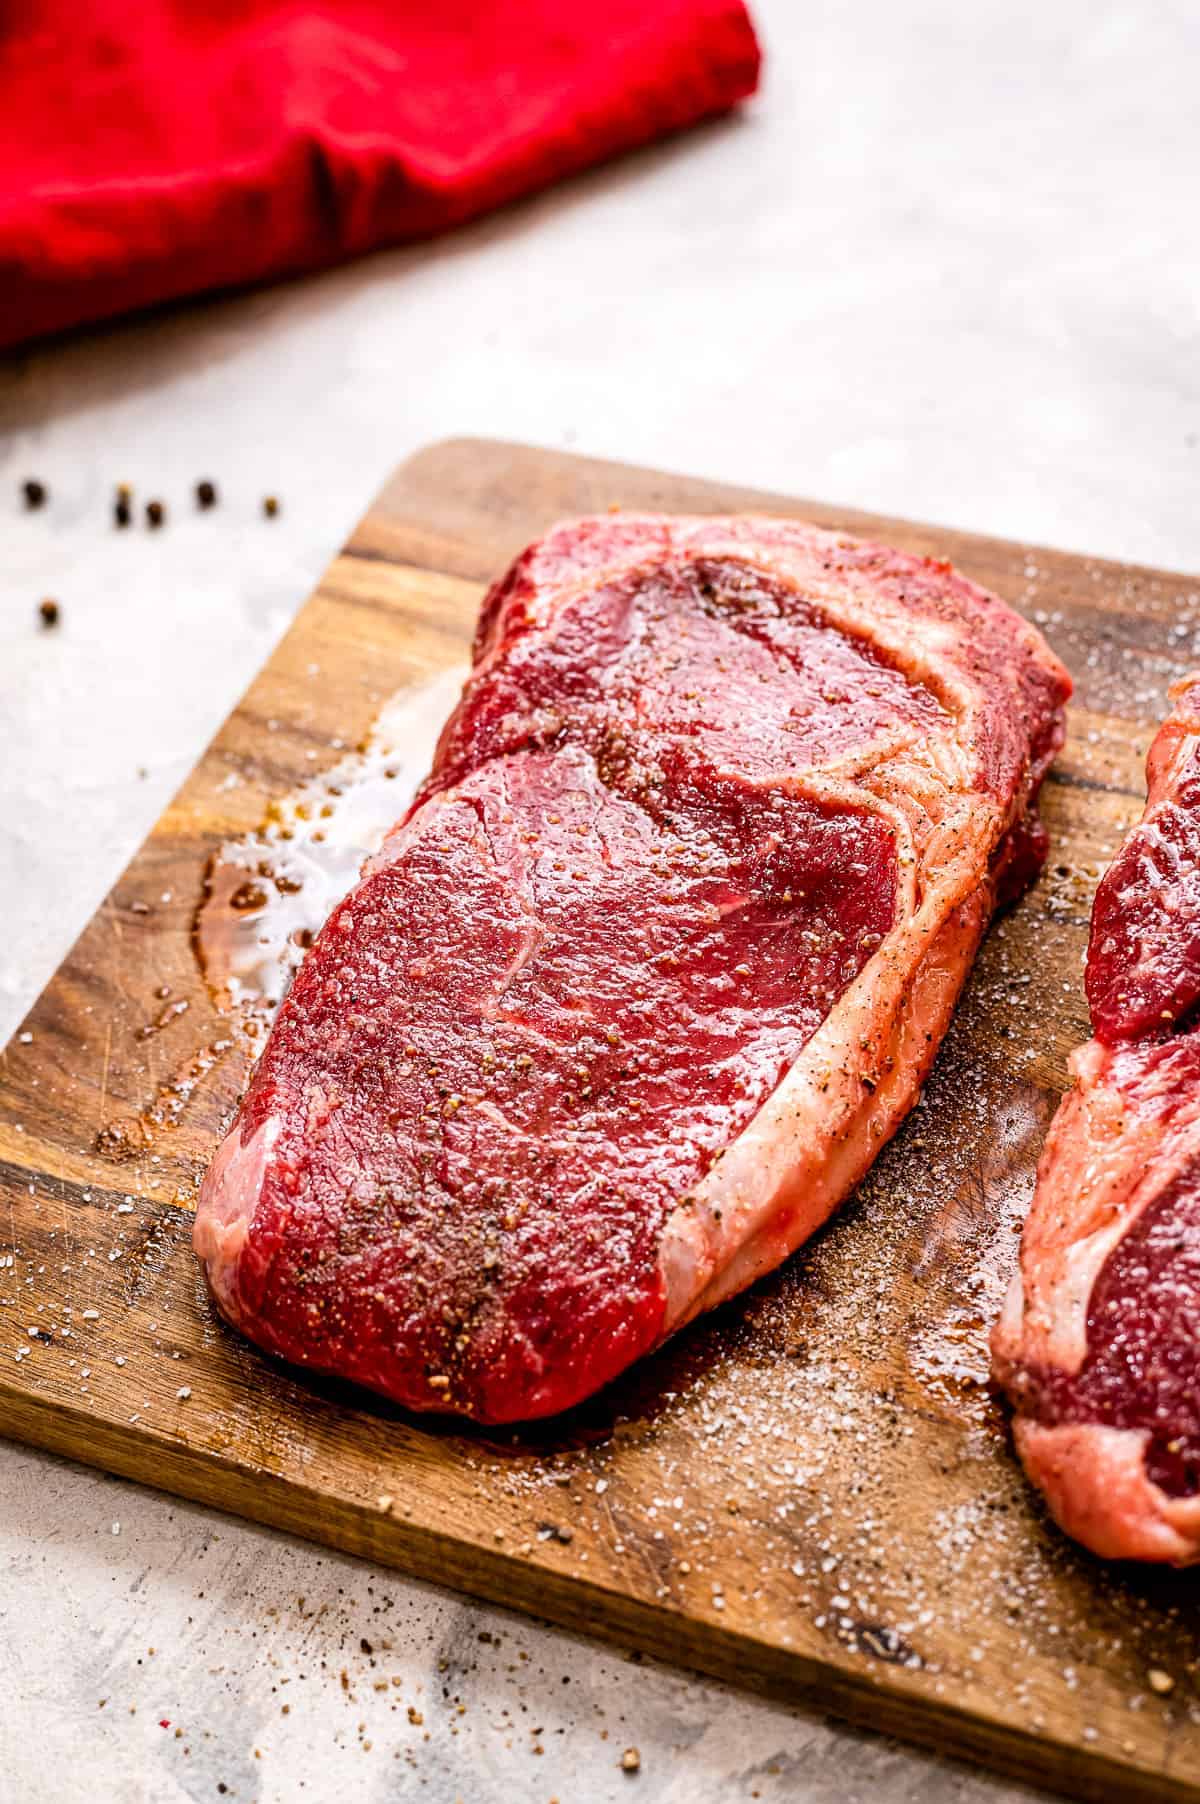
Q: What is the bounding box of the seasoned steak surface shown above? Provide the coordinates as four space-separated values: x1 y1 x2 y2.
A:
197 515 1069 1421
994 677 1200 1563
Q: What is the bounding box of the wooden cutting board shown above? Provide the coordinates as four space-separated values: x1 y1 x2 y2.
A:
3 439 1199 1803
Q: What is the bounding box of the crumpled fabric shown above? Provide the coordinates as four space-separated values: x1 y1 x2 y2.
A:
0 0 761 349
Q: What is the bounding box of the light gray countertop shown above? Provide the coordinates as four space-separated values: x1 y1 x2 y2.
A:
2 2 1197 1798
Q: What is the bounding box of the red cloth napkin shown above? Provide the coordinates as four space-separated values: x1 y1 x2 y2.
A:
0 1 760 351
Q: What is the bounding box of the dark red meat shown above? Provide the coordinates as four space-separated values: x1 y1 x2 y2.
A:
1038 1150 1200 1496
994 677 1200 1562
1087 745 1200 1041
197 514 1069 1421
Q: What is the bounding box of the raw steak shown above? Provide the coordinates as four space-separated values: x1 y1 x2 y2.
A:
993 677 1200 1563
195 515 1070 1422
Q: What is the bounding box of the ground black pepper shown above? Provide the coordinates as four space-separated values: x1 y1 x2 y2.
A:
38 597 60 628
22 478 47 509
146 499 166 528
196 479 217 509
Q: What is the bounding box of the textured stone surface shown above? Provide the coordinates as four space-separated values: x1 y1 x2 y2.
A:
1 0 1197 1797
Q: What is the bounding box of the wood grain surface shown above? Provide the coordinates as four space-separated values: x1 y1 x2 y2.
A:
3 438 1199 1802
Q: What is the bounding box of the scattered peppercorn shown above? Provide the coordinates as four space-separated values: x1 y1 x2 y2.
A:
114 497 132 528
22 478 47 509
146 499 166 528
195 478 217 509
620 1747 641 1773
262 494 280 518
38 597 60 628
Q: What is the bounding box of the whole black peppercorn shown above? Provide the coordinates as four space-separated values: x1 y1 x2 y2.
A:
38 597 60 627
22 479 47 509
146 499 166 528
195 478 217 509
262 494 280 518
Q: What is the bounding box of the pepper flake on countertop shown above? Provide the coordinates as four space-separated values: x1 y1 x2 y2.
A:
22 478 47 509
38 597 60 628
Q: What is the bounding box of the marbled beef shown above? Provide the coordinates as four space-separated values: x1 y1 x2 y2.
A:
196 515 1069 1422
